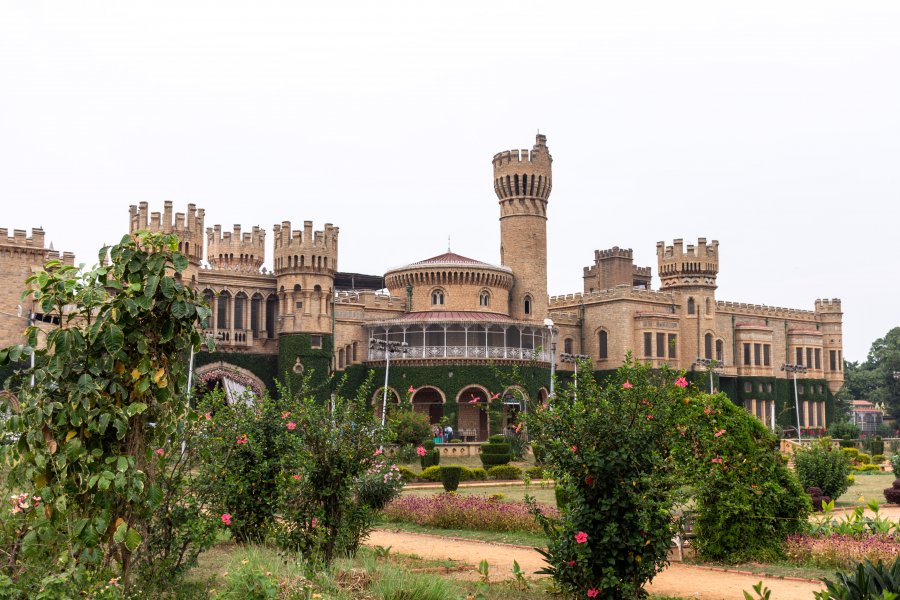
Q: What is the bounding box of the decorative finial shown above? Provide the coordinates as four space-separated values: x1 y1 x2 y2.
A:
448 235 451 253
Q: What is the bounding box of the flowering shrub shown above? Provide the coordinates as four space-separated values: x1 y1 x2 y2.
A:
786 534 900 569
794 438 851 500
382 493 557 534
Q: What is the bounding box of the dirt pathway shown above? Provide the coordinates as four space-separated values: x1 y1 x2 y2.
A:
365 529 826 599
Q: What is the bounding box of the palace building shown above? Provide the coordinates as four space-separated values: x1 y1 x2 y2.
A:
0 134 844 441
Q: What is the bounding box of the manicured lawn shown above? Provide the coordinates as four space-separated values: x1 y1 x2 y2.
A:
834 471 894 507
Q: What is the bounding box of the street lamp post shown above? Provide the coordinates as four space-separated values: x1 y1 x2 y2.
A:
560 352 590 401
543 319 556 400
369 337 409 431
782 363 809 444
694 357 722 395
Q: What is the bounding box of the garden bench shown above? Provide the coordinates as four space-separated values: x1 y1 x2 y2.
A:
672 511 697 561
459 428 477 442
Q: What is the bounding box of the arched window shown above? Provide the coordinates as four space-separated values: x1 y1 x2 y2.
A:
338 348 344 369
432 289 444 305
524 295 532 315
715 339 724 362
704 333 713 359
564 338 573 354
598 330 608 359
687 297 695 315
479 291 490 307
705 297 711 314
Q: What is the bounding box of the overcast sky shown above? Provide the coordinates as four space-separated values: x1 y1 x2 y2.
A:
1 2 897 363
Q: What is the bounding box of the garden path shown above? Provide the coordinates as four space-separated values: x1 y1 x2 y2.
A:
365 529 826 599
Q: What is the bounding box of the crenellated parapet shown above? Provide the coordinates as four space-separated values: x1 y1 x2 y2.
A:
715 300 816 320
206 224 266 272
493 133 553 208
815 298 842 314
583 246 653 292
551 285 675 307
272 221 338 276
656 237 719 289
128 201 205 265
0 227 75 266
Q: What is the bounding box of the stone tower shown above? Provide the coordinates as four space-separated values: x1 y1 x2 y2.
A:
272 220 338 335
206 224 265 272
494 133 552 322
129 201 205 283
657 238 719 362
815 298 844 394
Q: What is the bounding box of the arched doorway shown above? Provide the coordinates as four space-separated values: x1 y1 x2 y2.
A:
457 385 489 442
501 386 528 436
372 387 401 422
194 362 265 405
410 386 444 426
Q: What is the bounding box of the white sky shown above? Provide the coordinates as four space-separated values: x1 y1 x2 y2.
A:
1 2 898 363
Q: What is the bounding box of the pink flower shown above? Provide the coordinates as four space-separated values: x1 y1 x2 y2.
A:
489 392 500 400
286 422 296 430
235 434 248 445
221 513 232 526
571 445 578 453
311 517 319 528
704 406 712 415
646 414 653 420
408 386 416 394
416 446 426 457
204 412 212 421
675 376 688 388
587 588 600 598
714 429 726 437
622 381 633 389
155 448 165 456
281 411 291 419
575 531 588 544
711 456 724 464
292 473 302 481
568 560 577 567
515 422 523 434
373 448 383 457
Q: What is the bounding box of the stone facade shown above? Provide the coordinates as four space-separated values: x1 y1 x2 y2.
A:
0 134 844 437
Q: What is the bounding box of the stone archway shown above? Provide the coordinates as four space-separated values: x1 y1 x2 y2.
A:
372 387 401 422
194 361 266 404
456 385 490 442
410 386 445 426
501 386 528 436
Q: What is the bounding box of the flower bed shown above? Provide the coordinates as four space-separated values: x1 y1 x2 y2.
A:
785 533 900 569
381 492 557 534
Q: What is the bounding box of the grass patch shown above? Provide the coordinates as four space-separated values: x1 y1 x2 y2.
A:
834 471 894 507
374 522 548 548
403 483 557 506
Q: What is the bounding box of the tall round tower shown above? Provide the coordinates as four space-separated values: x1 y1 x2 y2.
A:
272 220 338 335
129 201 205 284
494 133 552 322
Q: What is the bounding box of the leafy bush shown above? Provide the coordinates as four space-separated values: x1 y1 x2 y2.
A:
456 466 476 481
480 436 512 468
419 446 440 469
503 433 528 460
470 468 488 481
525 466 546 480
389 409 432 447
843 447 860 460
487 465 523 480
892 454 900 478
864 437 885 457
852 464 881 472
815 555 900 600
420 465 441 481
883 479 900 504
873 454 886 463
857 453 872 465
440 465 463 492
397 466 418 482
806 487 832 512
829 420 862 440
840 439 859 448
794 439 851 501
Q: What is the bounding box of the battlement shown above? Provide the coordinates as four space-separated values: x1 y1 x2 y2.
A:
493 134 553 201
551 285 674 307
0 227 74 265
656 237 719 287
716 300 815 319
634 265 652 277
128 201 205 264
0 228 46 251
206 224 266 272
272 220 339 276
595 246 633 260
815 298 842 313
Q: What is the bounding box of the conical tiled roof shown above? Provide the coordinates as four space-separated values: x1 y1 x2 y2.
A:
387 251 510 273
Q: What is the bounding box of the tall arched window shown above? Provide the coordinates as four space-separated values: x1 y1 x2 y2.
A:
715 339 724 362
564 338 573 354
432 290 444 305
704 333 713 359
687 297 695 315
479 291 490 307
598 330 608 359
705 297 711 314
338 348 345 369
524 295 532 315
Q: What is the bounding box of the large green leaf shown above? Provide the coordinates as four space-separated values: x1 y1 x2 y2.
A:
144 275 160 298
126 402 148 417
104 324 124 354
124 527 142 552
173 253 189 272
113 521 128 544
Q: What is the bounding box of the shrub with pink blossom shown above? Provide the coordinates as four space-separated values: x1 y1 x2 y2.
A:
785 534 900 569
382 493 557 534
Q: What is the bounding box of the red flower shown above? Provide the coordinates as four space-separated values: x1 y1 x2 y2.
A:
675 376 688 388
221 513 232 526
714 429 726 437
622 381 633 389
515 422 523 434
408 386 416 394
155 448 165 456
286 422 296 431
575 531 588 544
281 411 291 419
489 392 500 400
416 446 426 457
711 456 724 464
646 414 653 420
587 588 600 598
568 560 577 567
585 475 595 485
571 445 578 453
292 474 301 481
235 434 248 445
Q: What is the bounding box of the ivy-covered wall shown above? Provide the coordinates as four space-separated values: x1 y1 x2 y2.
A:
0 360 27 391
278 333 333 401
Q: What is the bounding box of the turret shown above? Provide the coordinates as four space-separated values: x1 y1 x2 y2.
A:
128 201 205 282
272 220 339 335
206 224 265 272
583 246 652 292
494 133 552 322
815 298 844 394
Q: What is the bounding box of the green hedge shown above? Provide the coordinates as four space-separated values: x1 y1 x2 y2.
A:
440 465 463 492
